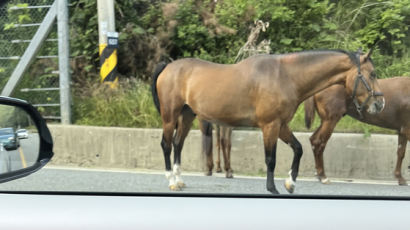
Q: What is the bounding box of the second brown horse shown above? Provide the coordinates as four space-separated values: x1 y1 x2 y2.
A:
200 120 233 178
304 77 410 185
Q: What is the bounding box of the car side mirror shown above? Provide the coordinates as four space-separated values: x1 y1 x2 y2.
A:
0 96 53 183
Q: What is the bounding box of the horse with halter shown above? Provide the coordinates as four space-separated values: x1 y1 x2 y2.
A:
304 76 410 185
151 49 384 194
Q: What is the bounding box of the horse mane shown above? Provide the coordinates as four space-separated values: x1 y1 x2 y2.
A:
291 49 360 66
241 49 367 69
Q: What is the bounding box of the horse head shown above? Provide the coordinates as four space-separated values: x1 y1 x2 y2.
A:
345 48 385 116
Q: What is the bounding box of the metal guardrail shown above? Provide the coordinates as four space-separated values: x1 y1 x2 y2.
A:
1 0 71 124
13 23 41 27
11 39 58 43
20 87 59 92
0 56 57 60
9 5 52 10
33 103 60 107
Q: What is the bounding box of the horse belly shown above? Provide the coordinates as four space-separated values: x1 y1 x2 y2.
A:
187 95 257 127
199 115 257 127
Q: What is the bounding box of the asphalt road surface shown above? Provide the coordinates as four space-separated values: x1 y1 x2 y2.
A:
0 167 410 197
0 133 39 173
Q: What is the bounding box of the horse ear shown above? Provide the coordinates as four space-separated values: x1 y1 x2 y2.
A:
364 48 373 62
365 37 380 61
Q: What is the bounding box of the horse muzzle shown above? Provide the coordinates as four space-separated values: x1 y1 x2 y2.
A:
367 95 385 114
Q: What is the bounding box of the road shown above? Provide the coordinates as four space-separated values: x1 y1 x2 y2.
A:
0 167 410 197
0 133 39 173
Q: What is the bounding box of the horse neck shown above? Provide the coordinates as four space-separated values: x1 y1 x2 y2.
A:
290 54 353 102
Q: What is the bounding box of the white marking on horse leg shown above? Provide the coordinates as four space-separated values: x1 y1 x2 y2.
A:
311 145 315 151
173 164 185 188
284 170 296 193
321 177 330 184
288 170 295 185
165 171 178 190
398 144 402 149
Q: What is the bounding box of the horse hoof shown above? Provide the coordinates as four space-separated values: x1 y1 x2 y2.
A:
204 171 212 176
169 184 181 191
398 180 408 186
285 178 295 194
225 170 234 178
320 177 331 184
177 181 186 188
216 168 222 173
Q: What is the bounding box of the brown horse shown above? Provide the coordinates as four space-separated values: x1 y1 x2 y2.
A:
199 120 233 178
304 76 410 185
151 49 385 194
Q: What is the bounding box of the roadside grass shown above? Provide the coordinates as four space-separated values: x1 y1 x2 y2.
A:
73 79 161 128
73 81 395 136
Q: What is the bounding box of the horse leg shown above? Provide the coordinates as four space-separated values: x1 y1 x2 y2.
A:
200 120 214 176
160 100 184 191
310 118 339 184
279 125 303 194
173 107 196 189
262 121 280 194
395 129 409 186
161 121 178 190
216 125 222 173
221 127 233 178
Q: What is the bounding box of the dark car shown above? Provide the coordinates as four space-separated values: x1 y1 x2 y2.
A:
0 127 19 151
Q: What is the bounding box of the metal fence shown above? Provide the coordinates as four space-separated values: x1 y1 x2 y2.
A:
0 0 61 121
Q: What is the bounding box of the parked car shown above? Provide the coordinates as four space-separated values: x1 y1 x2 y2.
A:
0 127 19 151
16 128 28 139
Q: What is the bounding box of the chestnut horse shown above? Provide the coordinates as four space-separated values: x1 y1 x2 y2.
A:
304 76 410 185
199 120 233 178
151 50 385 194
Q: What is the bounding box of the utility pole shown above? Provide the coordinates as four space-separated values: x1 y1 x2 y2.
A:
97 0 118 88
57 0 71 124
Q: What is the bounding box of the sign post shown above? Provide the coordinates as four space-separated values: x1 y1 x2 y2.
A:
97 0 118 88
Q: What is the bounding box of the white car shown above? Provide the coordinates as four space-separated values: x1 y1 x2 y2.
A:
16 129 28 139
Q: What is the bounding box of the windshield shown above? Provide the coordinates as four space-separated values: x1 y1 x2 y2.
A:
0 0 409 198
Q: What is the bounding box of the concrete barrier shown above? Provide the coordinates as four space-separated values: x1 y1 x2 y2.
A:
48 125 410 181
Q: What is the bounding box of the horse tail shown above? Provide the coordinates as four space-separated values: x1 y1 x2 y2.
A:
151 62 168 114
304 96 316 129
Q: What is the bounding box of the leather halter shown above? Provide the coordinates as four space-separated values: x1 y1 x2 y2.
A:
351 51 383 118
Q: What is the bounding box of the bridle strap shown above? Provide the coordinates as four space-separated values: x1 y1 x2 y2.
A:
350 50 383 118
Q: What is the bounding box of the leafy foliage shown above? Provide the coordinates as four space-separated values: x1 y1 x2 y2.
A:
68 0 410 130
3 0 410 130
66 0 410 81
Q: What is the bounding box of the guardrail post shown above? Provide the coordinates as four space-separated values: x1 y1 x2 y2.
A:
97 0 118 88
